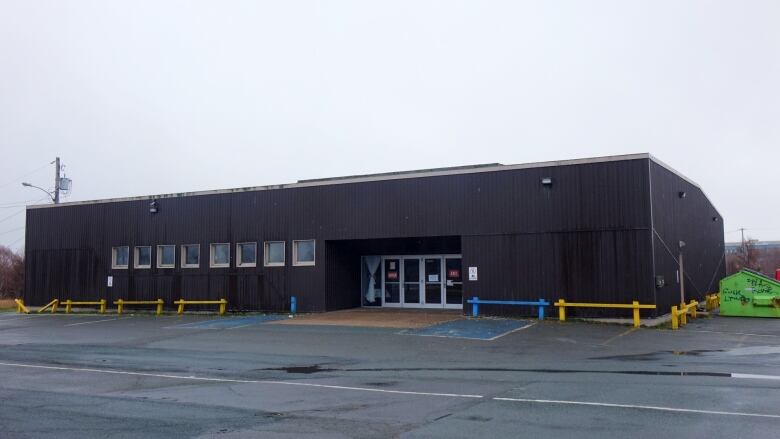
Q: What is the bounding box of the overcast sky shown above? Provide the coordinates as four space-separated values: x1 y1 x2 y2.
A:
1 1 779 251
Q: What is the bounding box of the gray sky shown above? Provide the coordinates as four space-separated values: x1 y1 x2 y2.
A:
1 0 779 251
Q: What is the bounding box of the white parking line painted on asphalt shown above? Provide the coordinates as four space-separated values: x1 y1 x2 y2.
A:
64 317 132 327
0 362 484 399
493 397 780 419
732 373 780 381
2 360 780 417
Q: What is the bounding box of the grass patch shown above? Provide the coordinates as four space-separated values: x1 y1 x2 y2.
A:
0 299 17 311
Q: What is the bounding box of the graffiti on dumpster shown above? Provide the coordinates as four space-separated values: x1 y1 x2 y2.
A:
722 287 751 306
745 277 774 295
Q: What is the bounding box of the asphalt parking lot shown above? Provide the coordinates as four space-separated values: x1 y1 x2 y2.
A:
1 311 780 438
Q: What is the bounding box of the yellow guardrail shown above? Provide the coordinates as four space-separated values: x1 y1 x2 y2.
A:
554 300 656 328
704 293 720 312
38 299 59 313
671 300 699 329
14 298 30 314
114 299 164 315
174 298 227 315
64 299 107 314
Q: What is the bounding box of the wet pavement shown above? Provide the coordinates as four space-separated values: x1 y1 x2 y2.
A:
1 311 780 438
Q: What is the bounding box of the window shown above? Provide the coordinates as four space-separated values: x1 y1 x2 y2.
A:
293 239 315 266
264 241 285 267
237 242 257 267
112 246 129 269
157 245 175 268
181 244 200 268
134 246 151 269
210 243 230 267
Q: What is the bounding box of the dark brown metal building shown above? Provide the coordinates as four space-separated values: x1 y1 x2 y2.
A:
23 153 725 317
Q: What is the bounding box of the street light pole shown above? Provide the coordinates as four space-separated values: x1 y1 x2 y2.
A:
54 156 60 204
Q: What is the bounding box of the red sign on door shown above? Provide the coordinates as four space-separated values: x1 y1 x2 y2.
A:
447 269 460 279
387 271 398 280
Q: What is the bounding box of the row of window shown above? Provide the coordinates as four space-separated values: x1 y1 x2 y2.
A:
110 240 315 269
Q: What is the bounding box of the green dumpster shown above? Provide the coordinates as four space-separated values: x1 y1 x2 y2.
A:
720 269 780 318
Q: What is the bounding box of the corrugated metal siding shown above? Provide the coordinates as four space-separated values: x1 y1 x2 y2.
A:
23 158 678 314
649 162 725 315
462 230 654 317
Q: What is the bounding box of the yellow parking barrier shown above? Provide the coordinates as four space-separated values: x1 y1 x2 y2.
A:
705 293 720 312
671 300 699 330
64 299 107 314
554 300 656 328
14 298 30 314
38 299 59 313
174 298 227 315
114 299 164 315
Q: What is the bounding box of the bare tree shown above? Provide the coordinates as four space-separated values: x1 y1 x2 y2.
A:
0 246 24 297
726 238 761 274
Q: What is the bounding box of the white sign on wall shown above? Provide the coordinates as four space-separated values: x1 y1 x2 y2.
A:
107 276 113 287
468 266 478 281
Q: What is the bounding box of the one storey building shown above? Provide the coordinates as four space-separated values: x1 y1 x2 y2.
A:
23 153 725 317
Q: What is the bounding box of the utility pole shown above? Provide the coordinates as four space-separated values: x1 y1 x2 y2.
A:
54 156 60 204
740 227 746 254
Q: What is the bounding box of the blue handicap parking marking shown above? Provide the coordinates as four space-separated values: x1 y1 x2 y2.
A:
399 318 533 340
172 315 287 329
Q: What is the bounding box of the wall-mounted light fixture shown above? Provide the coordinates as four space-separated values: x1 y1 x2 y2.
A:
541 177 553 186
713 216 719 222
679 191 687 198
149 200 158 214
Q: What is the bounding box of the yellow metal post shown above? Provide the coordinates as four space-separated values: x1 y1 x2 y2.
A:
14 299 30 314
100 299 106 314
680 303 687 326
177 299 184 314
65 300 72 313
219 299 227 315
556 300 566 321
671 306 679 329
689 300 697 319
632 301 640 328
116 299 124 315
156 299 163 315
38 299 59 313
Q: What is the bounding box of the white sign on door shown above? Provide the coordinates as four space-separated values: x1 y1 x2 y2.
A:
468 266 478 281
107 276 113 287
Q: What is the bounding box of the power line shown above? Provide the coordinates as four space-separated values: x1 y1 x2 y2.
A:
6 234 24 249
0 162 52 190
0 208 24 225
0 226 24 237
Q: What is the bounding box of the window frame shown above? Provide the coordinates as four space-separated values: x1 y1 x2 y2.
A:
292 239 316 267
210 243 231 268
133 246 152 269
263 241 285 267
156 245 176 268
236 242 257 268
181 244 200 268
111 246 129 269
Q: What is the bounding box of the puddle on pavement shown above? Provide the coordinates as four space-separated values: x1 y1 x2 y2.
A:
256 364 731 378
589 350 723 361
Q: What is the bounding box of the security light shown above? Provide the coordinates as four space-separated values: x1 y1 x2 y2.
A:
149 201 158 214
541 177 553 186
679 191 687 198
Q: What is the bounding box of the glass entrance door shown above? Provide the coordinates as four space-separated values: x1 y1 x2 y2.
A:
380 255 462 309
424 258 443 305
445 257 463 306
403 258 421 305
383 258 401 305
